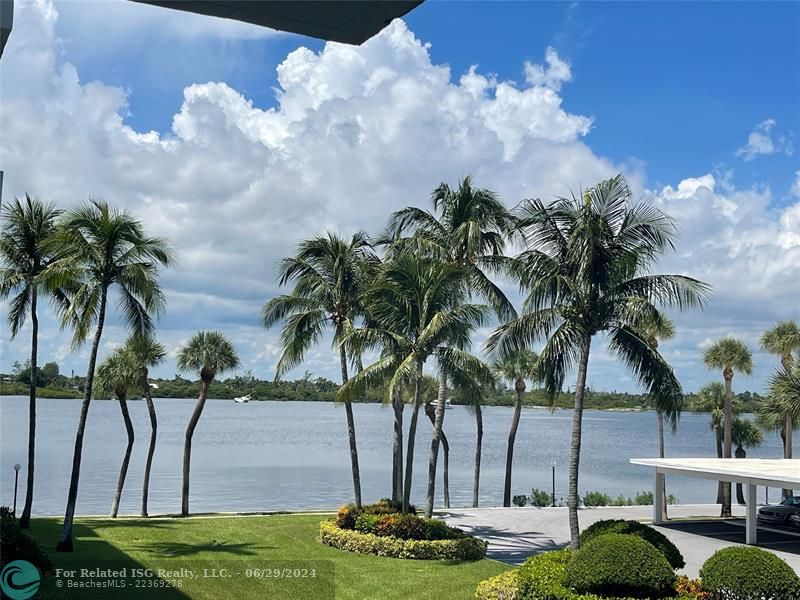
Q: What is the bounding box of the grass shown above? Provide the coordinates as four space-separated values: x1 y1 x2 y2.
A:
27 514 509 599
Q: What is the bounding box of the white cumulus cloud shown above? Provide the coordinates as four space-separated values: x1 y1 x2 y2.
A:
736 118 793 161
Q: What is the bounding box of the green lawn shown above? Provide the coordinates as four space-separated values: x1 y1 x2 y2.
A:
27 514 509 599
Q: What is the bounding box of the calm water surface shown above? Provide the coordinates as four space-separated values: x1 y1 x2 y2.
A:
0 397 792 516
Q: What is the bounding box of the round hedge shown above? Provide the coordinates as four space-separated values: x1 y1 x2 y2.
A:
580 519 685 569
700 546 800 600
319 520 487 560
564 533 676 599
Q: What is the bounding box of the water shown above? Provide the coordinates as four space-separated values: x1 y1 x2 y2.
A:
0 396 792 516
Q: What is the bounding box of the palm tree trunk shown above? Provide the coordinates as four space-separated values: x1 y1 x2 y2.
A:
19 288 38 529
721 371 733 518
141 377 157 517
504 388 523 507
568 334 592 549
392 389 404 503
425 369 447 518
657 409 668 520
715 427 724 504
182 379 210 516
339 345 362 509
735 446 746 505
111 390 134 518
473 403 482 508
424 403 450 509
783 415 793 500
403 361 423 513
57 287 108 552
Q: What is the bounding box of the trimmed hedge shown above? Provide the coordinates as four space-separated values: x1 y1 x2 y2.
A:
336 498 416 530
700 546 800 600
475 570 518 600
564 534 675 598
319 520 487 560
580 519 685 569
517 549 609 600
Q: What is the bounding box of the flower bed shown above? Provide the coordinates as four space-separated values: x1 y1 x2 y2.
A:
319 520 487 560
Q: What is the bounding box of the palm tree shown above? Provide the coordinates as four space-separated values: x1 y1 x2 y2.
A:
95 348 139 518
761 321 800 497
493 349 539 507
635 312 677 519
0 194 68 529
694 381 742 505
125 335 166 517
384 177 515 519
177 331 240 516
339 255 489 515
487 175 709 548
703 337 753 517
732 417 763 504
763 359 800 500
55 200 173 551
451 380 491 507
262 232 375 509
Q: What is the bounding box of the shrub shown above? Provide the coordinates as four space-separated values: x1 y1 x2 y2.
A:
373 513 462 541
580 519 685 569
336 498 415 530
563 533 675 598
354 513 382 535
319 520 487 560
700 546 800 600
512 495 528 507
475 570 518 600
675 575 711 600
529 488 551 508
336 503 358 529
0 505 52 573
517 548 582 600
582 491 612 507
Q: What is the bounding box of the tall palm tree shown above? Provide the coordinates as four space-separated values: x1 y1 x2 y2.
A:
385 177 515 519
732 417 763 504
125 335 166 517
95 348 139 518
55 200 173 551
451 380 491 507
763 359 800 499
703 337 752 517
487 175 709 548
339 254 489 514
695 382 740 504
262 232 375 509
0 194 68 529
635 312 677 519
177 331 240 516
761 321 800 496
493 349 539 507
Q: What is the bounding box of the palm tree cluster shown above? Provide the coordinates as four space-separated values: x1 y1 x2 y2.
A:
265 174 713 546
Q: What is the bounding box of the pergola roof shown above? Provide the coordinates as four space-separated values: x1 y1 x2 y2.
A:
133 1 423 45
631 457 800 487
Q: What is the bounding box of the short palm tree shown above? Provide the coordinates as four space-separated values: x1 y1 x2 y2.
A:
339 254 489 515
0 194 69 529
732 417 763 504
493 349 539 507
178 331 240 516
55 199 173 551
761 321 800 463
703 337 752 517
262 232 375 509
95 348 140 518
487 175 709 548
635 312 677 519
384 177 515 519
124 335 166 517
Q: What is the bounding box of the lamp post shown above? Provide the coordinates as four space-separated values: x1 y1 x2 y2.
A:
551 461 556 507
12 463 21 515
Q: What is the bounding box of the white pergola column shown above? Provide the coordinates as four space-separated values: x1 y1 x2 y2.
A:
746 482 757 545
654 470 665 525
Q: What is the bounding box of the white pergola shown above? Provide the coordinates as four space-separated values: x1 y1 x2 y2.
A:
630 458 800 545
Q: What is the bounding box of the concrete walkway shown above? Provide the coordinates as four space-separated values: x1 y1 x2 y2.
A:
439 504 800 578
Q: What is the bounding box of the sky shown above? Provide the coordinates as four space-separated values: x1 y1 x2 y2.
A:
0 0 799 394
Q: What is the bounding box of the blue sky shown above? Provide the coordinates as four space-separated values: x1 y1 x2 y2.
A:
1 0 799 393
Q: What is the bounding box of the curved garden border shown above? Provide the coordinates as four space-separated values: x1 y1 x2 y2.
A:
319 520 487 560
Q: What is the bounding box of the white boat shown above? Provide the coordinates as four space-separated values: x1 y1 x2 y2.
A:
149 382 159 389
445 399 453 409
234 394 252 403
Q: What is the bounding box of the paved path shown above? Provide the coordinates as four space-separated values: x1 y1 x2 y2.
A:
439 504 800 578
